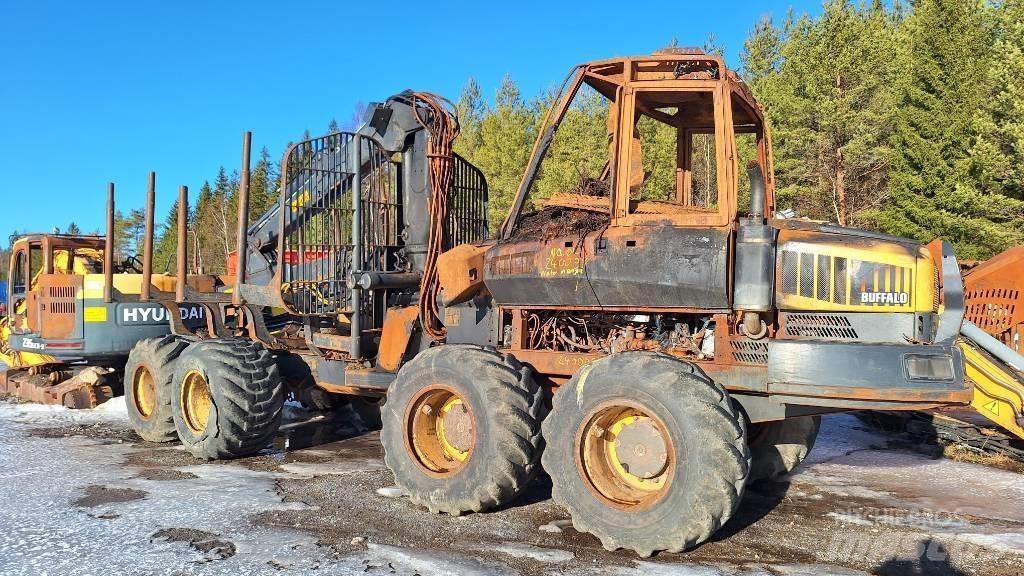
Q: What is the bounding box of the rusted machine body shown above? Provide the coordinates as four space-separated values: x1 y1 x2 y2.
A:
963 246 1024 353
132 50 973 555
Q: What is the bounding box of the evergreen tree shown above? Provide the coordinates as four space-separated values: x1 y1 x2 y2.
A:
192 181 217 273
882 0 1019 258
472 76 538 229
755 0 899 227
454 78 485 161
66 222 81 235
249 146 278 222
741 15 783 87
971 0 1024 203
153 199 182 273
534 85 608 202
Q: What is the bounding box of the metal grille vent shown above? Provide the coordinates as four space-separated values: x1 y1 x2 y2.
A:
45 285 77 315
47 286 76 299
47 302 76 314
779 249 912 308
964 288 1019 333
784 313 859 339
447 155 489 247
730 339 768 364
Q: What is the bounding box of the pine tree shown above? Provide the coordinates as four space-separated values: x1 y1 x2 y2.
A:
66 222 81 235
454 78 485 162
534 85 608 202
882 0 1020 258
971 0 1024 203
192 181 217 273
153 198 181 273
756 0 899 227
741 16 783 87
249 146 278 222
472 76 538 229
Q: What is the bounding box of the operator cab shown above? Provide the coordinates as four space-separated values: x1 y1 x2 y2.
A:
6 234 107 333
503 47 772 237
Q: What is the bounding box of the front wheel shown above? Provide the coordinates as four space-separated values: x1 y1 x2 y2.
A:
381 345 545 514
542 352 749 557
171 339 284 460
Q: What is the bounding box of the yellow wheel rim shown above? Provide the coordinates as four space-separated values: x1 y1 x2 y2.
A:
132 366 156 420
406 386 476 476
578 403 674 510
437 396 470 462
180 369 211 434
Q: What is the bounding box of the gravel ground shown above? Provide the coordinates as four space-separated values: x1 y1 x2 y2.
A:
0 397 1022 576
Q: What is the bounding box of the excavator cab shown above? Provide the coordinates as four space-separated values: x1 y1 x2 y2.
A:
5 234 105 337
0 229 207 407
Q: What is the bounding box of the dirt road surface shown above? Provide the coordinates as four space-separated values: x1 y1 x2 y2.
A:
0 397 1022 576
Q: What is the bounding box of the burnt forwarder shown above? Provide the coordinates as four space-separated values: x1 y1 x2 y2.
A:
124 51 969 555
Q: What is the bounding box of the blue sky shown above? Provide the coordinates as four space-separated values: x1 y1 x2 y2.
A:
0 1 821 239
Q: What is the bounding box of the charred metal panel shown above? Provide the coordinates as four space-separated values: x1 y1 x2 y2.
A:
484 226 729 308
484 239 601 307
443 295 498 347
586 226 729 308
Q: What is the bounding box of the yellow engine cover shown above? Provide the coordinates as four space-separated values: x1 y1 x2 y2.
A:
775 228 937 313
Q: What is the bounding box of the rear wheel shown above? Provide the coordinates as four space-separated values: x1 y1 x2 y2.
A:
125 336 188 442
381 345 545 514
747 416 821 482
542 352 749 556
350 395 383 429
171 339 284 460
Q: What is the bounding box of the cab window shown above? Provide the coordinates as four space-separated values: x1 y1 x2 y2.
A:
28 244 43 288
630 89 721 212
11 250 27 293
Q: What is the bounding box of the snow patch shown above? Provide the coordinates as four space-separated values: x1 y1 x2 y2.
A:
332 543 516 576
279 458 385 477
0 396 128 427
826 512 874 526
488 542 574 562
605 561 871 576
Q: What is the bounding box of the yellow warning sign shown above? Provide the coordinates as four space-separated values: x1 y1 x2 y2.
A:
84 307 108 323
982 400 1000 416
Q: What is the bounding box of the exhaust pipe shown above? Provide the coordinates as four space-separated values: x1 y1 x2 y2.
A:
747 160 766 219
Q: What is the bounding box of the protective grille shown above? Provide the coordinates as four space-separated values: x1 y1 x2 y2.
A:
730 339 768 364
43 284 77 314
964 288 1019 333
783 313 859 339
279 135 488 318
447 155 489 247
779 249 912 308
280 132 400 316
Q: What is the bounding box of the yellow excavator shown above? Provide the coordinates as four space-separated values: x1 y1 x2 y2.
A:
0 180 211 408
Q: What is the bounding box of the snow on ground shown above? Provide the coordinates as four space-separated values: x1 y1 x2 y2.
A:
0 398 1022 575
795 414 1024 558
0 399 327 575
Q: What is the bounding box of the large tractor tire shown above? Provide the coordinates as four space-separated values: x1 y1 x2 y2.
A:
125 336 189 442
747 416 821 482
542 352 749 557
381 345 545 514
171 339 284 460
